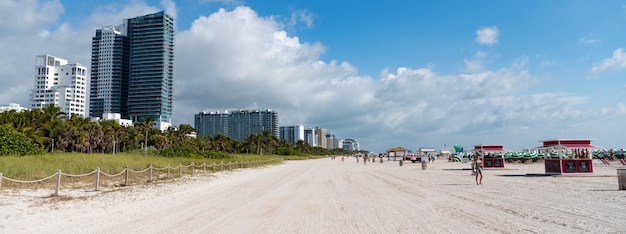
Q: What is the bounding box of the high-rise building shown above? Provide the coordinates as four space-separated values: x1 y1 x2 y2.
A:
280 124 304 145
334 138 344 150
343 139 360 151
304 128 316 147
90 11 174 130
195 109 279 142
326 132 335 149
127 11 175 130
90 25 129 120
31 55 88 117
314 127 327 149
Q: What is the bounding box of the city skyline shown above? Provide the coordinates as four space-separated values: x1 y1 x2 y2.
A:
1 1 626 152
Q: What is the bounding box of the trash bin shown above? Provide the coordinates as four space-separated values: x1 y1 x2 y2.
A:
399 160 403 166
380 158 383 163
618 169 626 190
422 160 427 170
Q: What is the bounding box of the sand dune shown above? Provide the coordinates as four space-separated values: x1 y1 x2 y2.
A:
1 158 624 233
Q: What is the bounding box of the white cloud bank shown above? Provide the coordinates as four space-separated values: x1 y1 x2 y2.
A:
175 7 617 150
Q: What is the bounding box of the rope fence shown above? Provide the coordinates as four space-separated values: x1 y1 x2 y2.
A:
0 158 281 196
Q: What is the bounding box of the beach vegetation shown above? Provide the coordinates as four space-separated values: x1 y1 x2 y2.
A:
0 108 350 179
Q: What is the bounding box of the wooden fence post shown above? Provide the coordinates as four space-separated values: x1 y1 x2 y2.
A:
191 162 195 176
203 162 206 173
95 167 100 191
0 172 3 190
149 164 153 182
212 163 216 172
55 170 61 197
124 166 129 186
220 161 224 171
167 164 171 178
179 163 182 177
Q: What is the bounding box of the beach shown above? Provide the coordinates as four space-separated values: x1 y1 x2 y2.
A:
1 157 624 233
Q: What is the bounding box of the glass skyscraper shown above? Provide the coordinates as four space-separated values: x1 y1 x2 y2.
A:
90 11 174 130
195 109 279 142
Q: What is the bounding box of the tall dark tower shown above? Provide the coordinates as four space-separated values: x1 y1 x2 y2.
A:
126 11 175 129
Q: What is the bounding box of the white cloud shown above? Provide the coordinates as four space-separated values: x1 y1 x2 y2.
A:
198 0 243 4
591 48 626 73
0 0 64 34
578 36 599 44
160 0 178 20
463 51 488 72
541 60 556 67
475 26 500 46
289 9 315 29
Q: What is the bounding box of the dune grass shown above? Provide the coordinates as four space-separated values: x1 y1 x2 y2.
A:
0 152 283 180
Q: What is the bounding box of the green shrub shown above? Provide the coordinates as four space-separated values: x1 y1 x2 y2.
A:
204 150 232 159
0 124 45 156
159 145 194 157
274 147 304 156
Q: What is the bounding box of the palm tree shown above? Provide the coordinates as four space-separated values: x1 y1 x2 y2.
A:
295 140 309 153
212 134 234 153
244 133 261 154
99 120 119 153
140 117 156 157
260 131 278 155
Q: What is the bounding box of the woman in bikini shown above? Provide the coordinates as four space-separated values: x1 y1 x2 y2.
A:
474 155 483 185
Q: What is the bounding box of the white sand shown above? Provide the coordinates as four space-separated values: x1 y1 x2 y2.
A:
1 158 625 234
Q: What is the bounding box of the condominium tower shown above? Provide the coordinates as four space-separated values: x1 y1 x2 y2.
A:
195 109 279 142
90 11 174 130
31 55 88 117
279 124 304 145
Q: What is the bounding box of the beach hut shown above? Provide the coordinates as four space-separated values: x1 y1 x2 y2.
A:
439 148 451 161
386 146 407 161
418 147 436 162
473 145 505 168
536 139 596 174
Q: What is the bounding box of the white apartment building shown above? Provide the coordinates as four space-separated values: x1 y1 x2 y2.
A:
0 103 29 113
342 139 360 152
31 55 88 117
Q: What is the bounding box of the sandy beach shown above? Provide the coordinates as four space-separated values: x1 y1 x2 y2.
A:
1 157 624 233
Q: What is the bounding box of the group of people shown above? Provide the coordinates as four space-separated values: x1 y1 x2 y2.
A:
331 153 485 185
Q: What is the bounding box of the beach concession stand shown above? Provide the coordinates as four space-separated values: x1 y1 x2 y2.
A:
439 148 451 161
537 139 595 174
386 146 407 161
473 145 505 168
418 147 436 161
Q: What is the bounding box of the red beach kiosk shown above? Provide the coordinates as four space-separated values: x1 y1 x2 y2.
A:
537 139 596 174
473 145 505 168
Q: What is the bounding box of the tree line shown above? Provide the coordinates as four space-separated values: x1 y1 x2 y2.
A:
0 105 349 157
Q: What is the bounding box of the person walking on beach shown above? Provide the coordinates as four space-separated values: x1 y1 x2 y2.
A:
363 154 368 165
474 156 483 185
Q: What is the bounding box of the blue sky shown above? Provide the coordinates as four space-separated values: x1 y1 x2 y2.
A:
1 0 626 153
